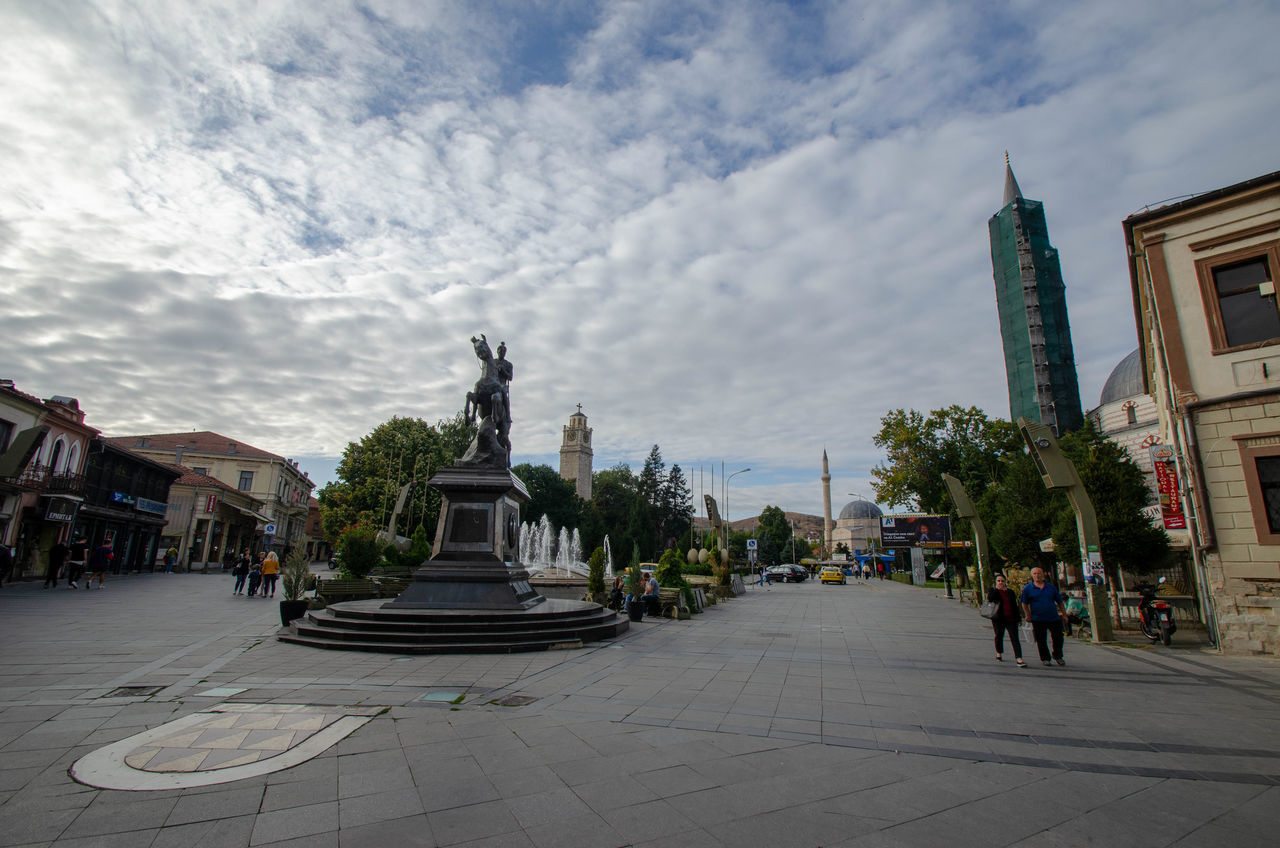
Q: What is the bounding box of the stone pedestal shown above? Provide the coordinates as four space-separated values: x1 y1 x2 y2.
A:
384 466 544 610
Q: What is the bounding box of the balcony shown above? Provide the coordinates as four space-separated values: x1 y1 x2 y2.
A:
6 464 87 497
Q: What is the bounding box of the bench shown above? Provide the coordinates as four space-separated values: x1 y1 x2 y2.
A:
658 587 691 620
317 578 379 604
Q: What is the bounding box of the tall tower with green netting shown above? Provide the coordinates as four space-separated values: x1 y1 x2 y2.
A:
988 158 1083 436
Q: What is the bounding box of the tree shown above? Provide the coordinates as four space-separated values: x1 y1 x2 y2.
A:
871 406 1021 512
1051 420 1170 578
512 463 582 531
757 506 792 565
981 451 1061 572
659 464 694 549
318 414 474 541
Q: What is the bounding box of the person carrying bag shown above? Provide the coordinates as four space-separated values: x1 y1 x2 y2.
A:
987 573 1026 667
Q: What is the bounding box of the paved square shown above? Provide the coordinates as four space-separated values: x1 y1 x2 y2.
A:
1 572 1278 846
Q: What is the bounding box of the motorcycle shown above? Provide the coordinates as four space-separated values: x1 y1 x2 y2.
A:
1136 576 1177 646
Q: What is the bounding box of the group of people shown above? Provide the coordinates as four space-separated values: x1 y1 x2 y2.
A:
607 572 659 612
231 549 280 597
985 566 1072 667
28 535 113 590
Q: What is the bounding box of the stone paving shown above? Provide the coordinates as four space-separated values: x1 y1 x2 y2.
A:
1 570 1279 846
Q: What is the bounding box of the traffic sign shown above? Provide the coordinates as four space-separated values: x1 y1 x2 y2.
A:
746 539 757 550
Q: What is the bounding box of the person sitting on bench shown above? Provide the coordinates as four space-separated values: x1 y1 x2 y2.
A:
643 574 661 615
608 575 625 611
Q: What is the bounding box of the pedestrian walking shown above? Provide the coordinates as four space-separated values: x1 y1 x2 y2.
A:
66 536 87 588
246 555 263 597
44 539 69 588
232 549 250 595
987 574 1025 667
1020 567 1068 666
163 544 178 574
87 535 113 589
261 551 280 598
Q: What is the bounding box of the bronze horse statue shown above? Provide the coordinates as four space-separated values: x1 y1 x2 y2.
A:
461 335 513 467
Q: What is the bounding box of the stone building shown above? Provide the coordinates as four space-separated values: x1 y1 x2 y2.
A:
1123 169 1280 655
829 498 884 555
558 406 593 501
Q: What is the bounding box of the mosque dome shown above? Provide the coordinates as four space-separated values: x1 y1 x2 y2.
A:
1099 348 1144 406
838 500 883 520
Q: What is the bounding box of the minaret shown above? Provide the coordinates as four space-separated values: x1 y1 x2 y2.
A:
559 405 593 500
988 154 1084 435
821 449 833 554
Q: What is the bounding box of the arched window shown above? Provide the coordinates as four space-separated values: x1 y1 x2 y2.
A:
1123 401 1138 425
48 438 65 474
66 441 82 474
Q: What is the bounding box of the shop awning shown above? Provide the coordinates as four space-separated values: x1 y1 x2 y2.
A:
225 501 272 524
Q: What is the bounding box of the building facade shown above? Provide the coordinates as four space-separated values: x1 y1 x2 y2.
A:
558 407 593 500
160 468 267 571
75 442 181 572
1124 170 1280 655
112 432 313 556
989 161 1085 435
0 381 99 577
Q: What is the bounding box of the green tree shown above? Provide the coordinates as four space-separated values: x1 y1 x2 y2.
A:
1051 420 1170 577
512 463 582 531
318 414 474 542
871 406 1021 512
981 451 1061 572
587 546 606 595
757 505 792 565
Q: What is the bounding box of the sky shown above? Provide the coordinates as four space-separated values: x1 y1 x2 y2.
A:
3 1 1278 522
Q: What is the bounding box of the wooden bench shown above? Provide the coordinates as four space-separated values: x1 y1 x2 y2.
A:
317 578 379 604
658 587 691 620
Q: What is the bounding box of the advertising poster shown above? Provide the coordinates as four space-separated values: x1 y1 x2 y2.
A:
910 547 927 585
880 514 951 546
1149 446 1187 530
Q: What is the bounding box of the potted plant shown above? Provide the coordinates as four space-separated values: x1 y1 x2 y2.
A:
586 547 607 606
279 546 312 626
625 545 645 622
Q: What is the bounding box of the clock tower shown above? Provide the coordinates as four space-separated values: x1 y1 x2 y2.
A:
559 405 593 501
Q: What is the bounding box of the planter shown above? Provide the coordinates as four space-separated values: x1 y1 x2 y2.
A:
279 599 310 627
626 599 645 622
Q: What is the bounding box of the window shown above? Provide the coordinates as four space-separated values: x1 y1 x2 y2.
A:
1196 241 1280 352
49 439 64 473
0 419 13 454
1238 432 1280 545
1258 457 1280 535
192 467 208 476
1123 402 1137 426
238 471 254 491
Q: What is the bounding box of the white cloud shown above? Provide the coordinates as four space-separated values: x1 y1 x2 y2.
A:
2 0 1278 519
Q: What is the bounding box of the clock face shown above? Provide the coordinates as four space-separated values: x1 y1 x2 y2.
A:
582 432 590 445
566 431 577 443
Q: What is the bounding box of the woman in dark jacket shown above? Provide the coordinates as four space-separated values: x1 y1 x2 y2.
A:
989 573 1026 667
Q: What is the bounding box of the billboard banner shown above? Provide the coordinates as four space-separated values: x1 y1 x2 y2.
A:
880 514 951 547
1149 446 1187 530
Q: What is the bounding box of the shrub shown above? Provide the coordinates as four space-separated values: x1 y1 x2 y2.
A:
587 547 606 595
655 549 687 589
710 541 730 586
337 524 382 578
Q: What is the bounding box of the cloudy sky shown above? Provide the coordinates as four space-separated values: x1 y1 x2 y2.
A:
2 1 1278 521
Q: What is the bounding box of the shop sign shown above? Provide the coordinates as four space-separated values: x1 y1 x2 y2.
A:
45 497 78 522
111 491 136 506
1149 446 1187 530
205 494 218 514
135 497 167 515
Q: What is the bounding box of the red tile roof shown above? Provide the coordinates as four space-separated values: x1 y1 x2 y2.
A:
108 432 283 461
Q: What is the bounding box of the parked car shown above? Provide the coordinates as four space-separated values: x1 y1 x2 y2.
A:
819 566 846 585
766 564 808 583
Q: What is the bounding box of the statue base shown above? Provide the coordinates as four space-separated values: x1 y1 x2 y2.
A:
384 466 545 610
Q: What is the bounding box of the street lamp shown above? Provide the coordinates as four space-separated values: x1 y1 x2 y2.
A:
724 467 751 557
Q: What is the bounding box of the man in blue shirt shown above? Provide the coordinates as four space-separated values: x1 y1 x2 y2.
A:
1020 567 1068 666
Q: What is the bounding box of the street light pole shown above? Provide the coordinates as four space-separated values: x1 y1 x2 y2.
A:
724 467 751 558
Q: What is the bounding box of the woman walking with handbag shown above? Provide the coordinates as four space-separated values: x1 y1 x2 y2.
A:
986 574 1026 667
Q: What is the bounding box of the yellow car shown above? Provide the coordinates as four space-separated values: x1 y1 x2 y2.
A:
820 566 846 585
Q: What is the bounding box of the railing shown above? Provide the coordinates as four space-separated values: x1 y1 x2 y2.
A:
7 464 86 496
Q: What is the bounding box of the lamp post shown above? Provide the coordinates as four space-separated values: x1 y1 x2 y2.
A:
724 467 751 557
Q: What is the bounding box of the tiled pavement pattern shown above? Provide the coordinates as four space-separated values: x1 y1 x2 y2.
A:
0 572 1278 846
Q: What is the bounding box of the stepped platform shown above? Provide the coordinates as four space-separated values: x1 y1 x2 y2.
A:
281 597 627 654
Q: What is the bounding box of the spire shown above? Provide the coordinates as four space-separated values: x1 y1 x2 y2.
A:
1002 151 1022 207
